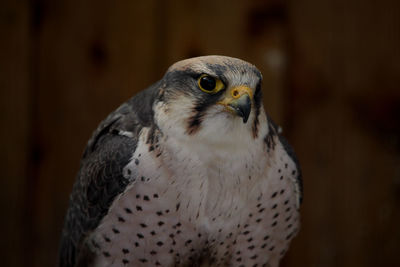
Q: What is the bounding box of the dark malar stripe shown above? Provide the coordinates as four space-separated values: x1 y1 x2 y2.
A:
187 113 203 135
187 102 208 135
186 92 223 135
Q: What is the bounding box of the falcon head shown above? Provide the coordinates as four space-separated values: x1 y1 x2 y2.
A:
154 56 266 147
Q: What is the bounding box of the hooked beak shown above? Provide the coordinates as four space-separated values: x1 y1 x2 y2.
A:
218 86 253 123
228 94 251 123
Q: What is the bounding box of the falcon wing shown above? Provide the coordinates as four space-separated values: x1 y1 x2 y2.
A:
58 82 161 267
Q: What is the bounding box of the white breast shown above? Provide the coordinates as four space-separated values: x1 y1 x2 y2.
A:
89 105 300 266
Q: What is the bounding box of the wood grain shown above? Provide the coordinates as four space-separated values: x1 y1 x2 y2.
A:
1 0 399 266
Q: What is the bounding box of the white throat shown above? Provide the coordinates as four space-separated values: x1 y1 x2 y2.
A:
153 99 271 220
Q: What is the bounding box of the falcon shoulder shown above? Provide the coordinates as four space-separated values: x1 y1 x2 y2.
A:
58 81 161 267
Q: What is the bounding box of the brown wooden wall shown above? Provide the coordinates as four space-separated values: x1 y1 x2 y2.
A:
1 0 399 266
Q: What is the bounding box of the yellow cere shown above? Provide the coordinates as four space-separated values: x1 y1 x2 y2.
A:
230 85 253 99
217 85 254 112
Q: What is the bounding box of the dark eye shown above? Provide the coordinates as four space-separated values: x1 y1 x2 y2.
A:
197 74 224 94
199 75 216 91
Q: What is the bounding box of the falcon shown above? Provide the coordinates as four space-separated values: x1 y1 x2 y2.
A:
58 55 302 267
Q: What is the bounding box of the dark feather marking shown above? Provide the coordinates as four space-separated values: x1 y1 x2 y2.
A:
264 121 277 152
187 113 204 135
187 91 225 135
146 125 162 152
252 68 262 80
252 81 262 138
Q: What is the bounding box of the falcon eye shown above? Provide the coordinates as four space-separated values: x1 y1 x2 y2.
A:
199 75 215 91
198 74 224 94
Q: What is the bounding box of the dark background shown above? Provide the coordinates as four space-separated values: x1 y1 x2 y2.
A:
1 0 400 266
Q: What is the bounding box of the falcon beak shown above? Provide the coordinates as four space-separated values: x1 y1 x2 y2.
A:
218 86 253 123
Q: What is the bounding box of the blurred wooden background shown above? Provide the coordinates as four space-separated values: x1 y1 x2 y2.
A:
1 0 400 266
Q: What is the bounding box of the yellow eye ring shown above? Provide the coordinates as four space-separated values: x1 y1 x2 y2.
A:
197 74 224 94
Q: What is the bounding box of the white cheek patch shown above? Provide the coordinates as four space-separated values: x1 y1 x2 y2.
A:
153 96 194 140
